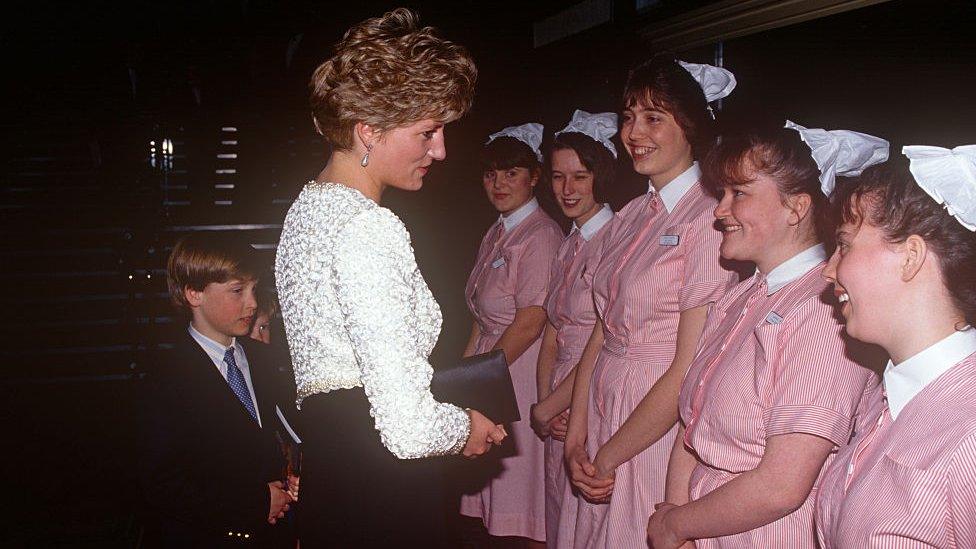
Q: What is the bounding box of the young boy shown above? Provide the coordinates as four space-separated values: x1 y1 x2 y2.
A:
138 233 293 547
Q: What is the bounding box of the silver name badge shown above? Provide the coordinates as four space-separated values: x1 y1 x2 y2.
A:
659 235 680 246
766 311 784 324
491 257 506 268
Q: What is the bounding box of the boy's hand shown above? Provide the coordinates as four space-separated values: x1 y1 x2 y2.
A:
287 475 300 501
267 481 293 524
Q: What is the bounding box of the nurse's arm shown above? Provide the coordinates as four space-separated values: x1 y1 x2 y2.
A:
462 321 481 358
656 432 834 541
664 425 697 506
493 305 547 365
535 321 559 401
592 304 709 476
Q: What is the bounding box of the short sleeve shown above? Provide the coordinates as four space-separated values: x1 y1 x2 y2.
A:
948 433 976 547
513 223 562 309
759 298 871 447
333 208 470 458
678 210 734 311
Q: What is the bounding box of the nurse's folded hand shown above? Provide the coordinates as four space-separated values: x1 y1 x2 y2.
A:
566 445 614 501
549 410 570 441
530 403 551 439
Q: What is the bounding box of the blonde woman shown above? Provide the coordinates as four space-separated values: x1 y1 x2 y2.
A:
275 9 506 547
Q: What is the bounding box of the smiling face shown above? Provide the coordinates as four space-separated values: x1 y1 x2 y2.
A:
483 166 537 214
823 210 903 344
369 118 446 192
186 278 258 347
620 97 694 186
551 148 601 224
713 158 813 273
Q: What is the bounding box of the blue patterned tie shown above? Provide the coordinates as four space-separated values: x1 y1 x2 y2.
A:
224 347 258 422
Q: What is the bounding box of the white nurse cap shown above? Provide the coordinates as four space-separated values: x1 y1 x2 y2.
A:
555 110 619 158
486 123 544 163
785 120 890 196
678 61 737 104
903 145 976 231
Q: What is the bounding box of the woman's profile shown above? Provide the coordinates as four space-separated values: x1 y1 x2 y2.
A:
274 8 506 547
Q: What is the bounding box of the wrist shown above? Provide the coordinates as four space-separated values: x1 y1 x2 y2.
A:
533 399 554 423
593 449 615 476
664 505 689 542
451 409 473 454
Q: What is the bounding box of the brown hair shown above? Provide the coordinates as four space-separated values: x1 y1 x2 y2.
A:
622 54 716 160
255 280 279 319
833 159 976 326
704 126 831 244
166 233 261 311
310 8 477 150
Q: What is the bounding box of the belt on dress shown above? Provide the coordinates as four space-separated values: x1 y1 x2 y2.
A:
602 336 674 362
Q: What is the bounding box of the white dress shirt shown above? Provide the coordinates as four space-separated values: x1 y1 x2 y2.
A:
189 324 263 427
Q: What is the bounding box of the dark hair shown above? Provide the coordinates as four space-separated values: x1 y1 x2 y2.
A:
622 54 716 160
833 159 976 326
481 136 542 174
166 232 261 311
703 126 831 244
550 132 616 204
255 278 279 319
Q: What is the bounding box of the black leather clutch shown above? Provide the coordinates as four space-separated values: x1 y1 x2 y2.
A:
431 350 520 424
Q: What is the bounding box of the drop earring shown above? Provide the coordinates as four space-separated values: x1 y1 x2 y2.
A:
360 143 373 167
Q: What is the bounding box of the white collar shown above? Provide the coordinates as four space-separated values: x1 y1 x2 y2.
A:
650 162 702 213
884 327 976 420
189 323 238 358
500 197 539 231
571 204 614 241
762 244 827 295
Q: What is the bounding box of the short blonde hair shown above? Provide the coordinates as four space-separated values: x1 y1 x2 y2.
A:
310 8 477 150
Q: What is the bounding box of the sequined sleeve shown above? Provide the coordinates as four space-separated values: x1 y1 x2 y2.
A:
332 208 471 458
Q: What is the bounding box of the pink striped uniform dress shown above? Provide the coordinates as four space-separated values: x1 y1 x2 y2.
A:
460 197 564 541
543 204 615 548
575 163 735 548
816 328 976 548
678 245 877 548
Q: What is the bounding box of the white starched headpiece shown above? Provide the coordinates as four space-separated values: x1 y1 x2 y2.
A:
555 110 619 158
678 60 737 105
784 120 890 196
486 123 544 162
903 145 976 231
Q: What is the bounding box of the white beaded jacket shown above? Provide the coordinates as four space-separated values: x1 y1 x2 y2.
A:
275 182 470 458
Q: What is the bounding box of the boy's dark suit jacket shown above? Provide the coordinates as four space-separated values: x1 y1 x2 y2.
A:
137 329 292 548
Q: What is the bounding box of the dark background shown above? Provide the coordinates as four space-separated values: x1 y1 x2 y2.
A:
2 0 974 545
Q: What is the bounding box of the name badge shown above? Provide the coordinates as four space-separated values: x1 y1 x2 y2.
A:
491 257 506 268
766 311 784 324
659 235 680 246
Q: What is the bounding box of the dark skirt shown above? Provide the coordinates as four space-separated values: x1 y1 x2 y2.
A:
298 388 455 548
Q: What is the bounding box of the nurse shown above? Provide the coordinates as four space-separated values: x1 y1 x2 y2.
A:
816 145 976 547
645 122 887 549
532 110 618 548
561 56 737 548
460 123 565 546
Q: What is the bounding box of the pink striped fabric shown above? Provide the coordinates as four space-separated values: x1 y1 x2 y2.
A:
460 206 564 541
677 262 876 548
573 181 734 549
544 216 614 548
816 352 976 548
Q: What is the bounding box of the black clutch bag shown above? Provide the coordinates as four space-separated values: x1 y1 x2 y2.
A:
431 350 520 424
